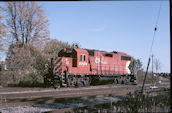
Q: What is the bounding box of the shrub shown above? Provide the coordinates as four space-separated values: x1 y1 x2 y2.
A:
0 70 14 87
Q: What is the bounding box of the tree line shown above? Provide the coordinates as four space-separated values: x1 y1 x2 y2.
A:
0 2 79 87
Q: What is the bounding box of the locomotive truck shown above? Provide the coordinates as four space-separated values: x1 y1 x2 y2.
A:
43 47 136 88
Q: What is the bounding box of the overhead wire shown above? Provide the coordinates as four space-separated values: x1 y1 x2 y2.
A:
149 0 163 57
141 0 163 94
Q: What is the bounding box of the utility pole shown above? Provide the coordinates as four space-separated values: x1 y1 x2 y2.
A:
152 54 154 85
169 0 172 111
141 57 150 94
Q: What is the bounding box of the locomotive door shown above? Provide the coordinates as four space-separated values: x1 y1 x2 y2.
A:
96 51 100 74
72 51 77 67
72 58 77 67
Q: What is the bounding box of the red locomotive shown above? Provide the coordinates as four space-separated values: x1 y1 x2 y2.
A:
44 47 136 88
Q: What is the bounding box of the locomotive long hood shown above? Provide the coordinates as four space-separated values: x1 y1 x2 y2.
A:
52 48 135 76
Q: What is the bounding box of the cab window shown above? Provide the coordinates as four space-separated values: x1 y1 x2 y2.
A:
105 53 113 57
80 54 86 61
121 56 131 60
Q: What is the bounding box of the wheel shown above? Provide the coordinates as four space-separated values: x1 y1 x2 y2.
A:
76 81 84 87
83 77 90 86
114 78 118 84
125 77 131 85
68 77 75 87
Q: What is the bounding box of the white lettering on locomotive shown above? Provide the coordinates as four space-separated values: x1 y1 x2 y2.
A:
95 57 107 64
95 57 100 64
79 62 87 66
65 58 69 66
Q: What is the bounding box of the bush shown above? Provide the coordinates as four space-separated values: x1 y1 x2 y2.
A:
3 39 73 87
22 73 43 84
0 70 14 87
115 90 170 112
7 72 44 87
34 53 49 76
43 39 71 58
73 89 170 113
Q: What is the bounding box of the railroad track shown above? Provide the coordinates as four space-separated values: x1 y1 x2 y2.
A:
0 83 170 109
0 83 169 98
0 84 136 99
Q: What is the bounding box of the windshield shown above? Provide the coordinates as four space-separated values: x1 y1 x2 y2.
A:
58 48 75 57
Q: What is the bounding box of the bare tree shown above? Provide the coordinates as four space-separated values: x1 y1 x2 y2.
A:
154 58 162 73
0 6 7 59
135 59 143 71
5 2 50 49
6 44 38 82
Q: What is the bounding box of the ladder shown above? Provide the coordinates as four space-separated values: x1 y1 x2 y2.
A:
61 74 67 87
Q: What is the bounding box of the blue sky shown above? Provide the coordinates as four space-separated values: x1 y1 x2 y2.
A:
39 1 170 73
0 1 170 73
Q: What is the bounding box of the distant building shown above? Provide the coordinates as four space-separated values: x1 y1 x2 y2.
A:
0 61 7 71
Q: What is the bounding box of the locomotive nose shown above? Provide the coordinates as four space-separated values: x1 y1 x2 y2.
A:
53 57 63 74
126 61 131 74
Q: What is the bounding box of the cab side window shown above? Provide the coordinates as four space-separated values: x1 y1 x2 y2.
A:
80 54 86 61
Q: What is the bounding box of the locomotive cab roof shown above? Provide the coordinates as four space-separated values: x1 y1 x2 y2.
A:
58 48 132 60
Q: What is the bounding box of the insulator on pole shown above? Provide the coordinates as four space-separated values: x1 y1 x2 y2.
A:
154 27 157 31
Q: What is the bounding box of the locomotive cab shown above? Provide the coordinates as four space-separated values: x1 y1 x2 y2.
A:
54 48 90 74
58 48 77 68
